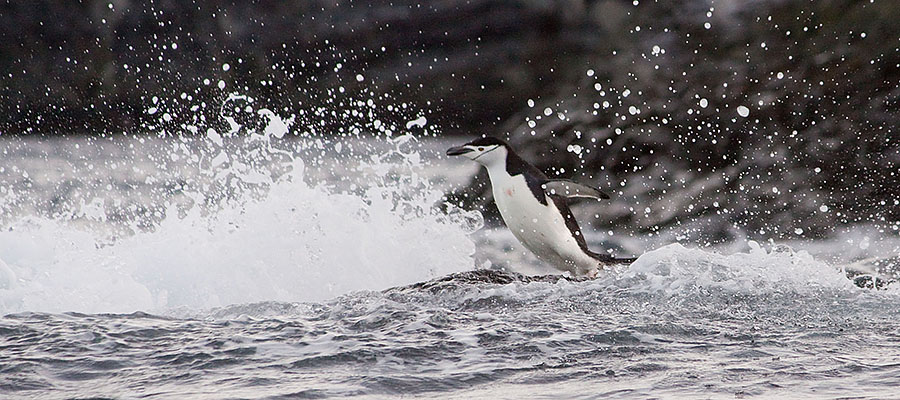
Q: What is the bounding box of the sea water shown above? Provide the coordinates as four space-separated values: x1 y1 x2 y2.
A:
2 110 900 399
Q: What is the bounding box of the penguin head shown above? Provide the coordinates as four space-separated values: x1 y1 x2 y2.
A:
446 137 509 166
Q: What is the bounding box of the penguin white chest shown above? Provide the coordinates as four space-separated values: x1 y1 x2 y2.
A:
490 174 593 273
491 175 550 237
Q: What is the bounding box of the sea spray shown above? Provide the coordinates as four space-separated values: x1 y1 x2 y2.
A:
0 101 482 314
607 242 858 295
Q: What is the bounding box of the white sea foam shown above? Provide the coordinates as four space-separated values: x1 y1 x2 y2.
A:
0 101 892 315
610 241 859 294
0 163 479 313
0 108 481 314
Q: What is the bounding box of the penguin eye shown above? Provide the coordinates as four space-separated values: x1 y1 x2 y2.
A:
478 147 484 151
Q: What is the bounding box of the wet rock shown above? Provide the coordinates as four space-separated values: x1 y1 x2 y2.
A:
389 269 584 295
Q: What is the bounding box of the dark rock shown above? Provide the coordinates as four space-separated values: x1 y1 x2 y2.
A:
452 0 900 242
1 0 593 135
846 256 900 290
388 269 584 295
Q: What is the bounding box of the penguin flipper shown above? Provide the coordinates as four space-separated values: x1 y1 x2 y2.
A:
542 180 611 200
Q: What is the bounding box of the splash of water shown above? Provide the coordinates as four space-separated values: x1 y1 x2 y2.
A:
610 241 859 294
1 91 889 315
0 96 483 314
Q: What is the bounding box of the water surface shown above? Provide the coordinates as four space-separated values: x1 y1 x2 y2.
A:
1 133 898 399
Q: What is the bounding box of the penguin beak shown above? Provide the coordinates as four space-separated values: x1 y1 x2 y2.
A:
446 146 473 156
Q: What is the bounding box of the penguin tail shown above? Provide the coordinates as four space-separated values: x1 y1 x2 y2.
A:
610 256 638 264
588 251 638 265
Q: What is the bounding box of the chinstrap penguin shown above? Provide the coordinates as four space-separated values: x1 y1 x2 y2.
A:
447 137 636 277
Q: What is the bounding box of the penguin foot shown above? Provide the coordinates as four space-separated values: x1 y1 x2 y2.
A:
582 268 601 279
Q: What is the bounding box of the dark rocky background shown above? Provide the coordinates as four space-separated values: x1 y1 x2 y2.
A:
2 0 593 134
2 0 899 241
